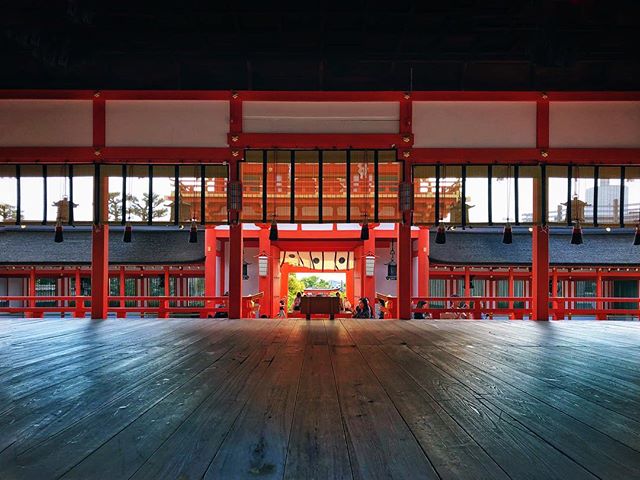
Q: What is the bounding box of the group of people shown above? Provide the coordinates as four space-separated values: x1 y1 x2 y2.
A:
282 291 385 319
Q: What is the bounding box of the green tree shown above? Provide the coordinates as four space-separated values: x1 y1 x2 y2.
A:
0 203 17 222
107 192 122 222
300 275 332 290
287 274 305 311
126 193 168 222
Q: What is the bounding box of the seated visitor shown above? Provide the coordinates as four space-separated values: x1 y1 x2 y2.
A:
335 291 344 312
293 292 302 311
414 300 428 319
353 297 373 319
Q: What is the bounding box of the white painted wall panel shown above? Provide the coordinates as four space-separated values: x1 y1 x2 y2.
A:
413 101 537 147
243 101 399 133
106 100 229 147
550 101 640 147
0 100 92 146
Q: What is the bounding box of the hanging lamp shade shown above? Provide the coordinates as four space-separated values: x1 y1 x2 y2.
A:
54 219 63 243
189 220 198 243
360 220 369 241
269 218 279 241
435 224 446 244
570 223 583 245
123 222 132 243
502 224 513 244
634 224 640 246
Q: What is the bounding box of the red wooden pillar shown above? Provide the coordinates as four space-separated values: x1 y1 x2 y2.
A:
397 222 412 320
228 223 243 318
280 262 290 310
551 268 558 319
345 269 354 308
117 267 126 318
417 228 429 299
362 227 376 305
91 225 109 319
74 268 84 318
204 227 217 316
258 226 272 317
532 226 549 320
27 268 36 318
161 266 170 319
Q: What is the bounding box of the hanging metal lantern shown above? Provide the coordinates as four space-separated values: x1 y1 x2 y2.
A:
502 224 513 244
570 223 583 245
634 224 640 246
435 224 446 244
360 216 369 241
54 219 63 243
123 222 132 243
386 241 397 280
189 219 198 243
269 217 279 241
242 260 249 280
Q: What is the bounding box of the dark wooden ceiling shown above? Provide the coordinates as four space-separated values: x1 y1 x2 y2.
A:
1 0 639 91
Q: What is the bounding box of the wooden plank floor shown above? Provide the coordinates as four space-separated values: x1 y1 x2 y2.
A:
1 318 639 480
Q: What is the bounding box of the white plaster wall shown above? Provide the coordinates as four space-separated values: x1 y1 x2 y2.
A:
8 277 23 307
550 101 640 147
243 101 400 133
412 101 537 147
0 100 92 146
106 100 229 147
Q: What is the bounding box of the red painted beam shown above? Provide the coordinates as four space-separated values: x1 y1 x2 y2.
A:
228 133 410 150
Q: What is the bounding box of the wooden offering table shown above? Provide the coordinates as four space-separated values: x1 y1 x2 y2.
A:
300 296 341 320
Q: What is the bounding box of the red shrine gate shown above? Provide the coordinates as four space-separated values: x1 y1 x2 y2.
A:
1 89 639 319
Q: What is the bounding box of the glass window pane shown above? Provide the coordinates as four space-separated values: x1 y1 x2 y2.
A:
266 150 291 222
596 167 621 225
624 166 640 226
294 151 319 223
350 150 375 222
72 165 94 223
439 166 462 224
322 151 347 222
491 166 515 224
103 165 124 223
178 165 202 223
46 165 71 223
570 166 595 225
151 166 173 223
20 165 44 222
125 166 151 223
240 151 263 222
413 165 436 225
466 166 489 224
547 166 569 224
204 165 228 223
0 166 17 223
518 166 539 224
377 152 401 222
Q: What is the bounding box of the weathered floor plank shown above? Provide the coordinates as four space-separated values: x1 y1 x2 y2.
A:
0 318 639 480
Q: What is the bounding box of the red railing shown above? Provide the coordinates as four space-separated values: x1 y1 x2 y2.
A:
0 295 229 318
411 296 532 319
550 296 640 320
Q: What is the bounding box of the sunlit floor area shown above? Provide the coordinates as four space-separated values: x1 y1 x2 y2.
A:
1 318 639 479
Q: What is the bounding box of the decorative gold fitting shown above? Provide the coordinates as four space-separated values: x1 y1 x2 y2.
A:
403 92 411 100
93 91 101 98
402 151 411 158
541 150 548 158
231 135 239 142
231 150 240 157
231 91 239 99
402 136 411 143
94 149 101 156
541 92 548 100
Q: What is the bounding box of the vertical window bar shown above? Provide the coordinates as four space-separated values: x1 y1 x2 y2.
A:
540 164 547 227
620 166 625 227
374 150 379 223
15 165 21 225
593 166 599 227
42 165 47 225
566 165 573 226
346 150 351 222
514 165 520 225
148 165 153 226
262 150 268 224
290 150 296 223
487 165 493 225
461 164 467 229
174 165 180 226
318 150 323 223
121 164 127 224
200 164 206 225
435 164 441 224
68 165 74 226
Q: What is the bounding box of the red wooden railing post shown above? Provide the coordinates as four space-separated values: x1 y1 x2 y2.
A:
397 221 412 320
74 268 84 318
532 226 550 320
228 222 243 319
205 227 217 317
117 267 126 318
417 228 430 300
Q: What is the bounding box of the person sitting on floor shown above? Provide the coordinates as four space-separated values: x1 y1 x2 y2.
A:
292 292 302 311
353 297 372 319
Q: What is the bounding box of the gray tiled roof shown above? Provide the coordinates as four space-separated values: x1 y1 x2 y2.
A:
429 228 640 266
0 227 205 265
